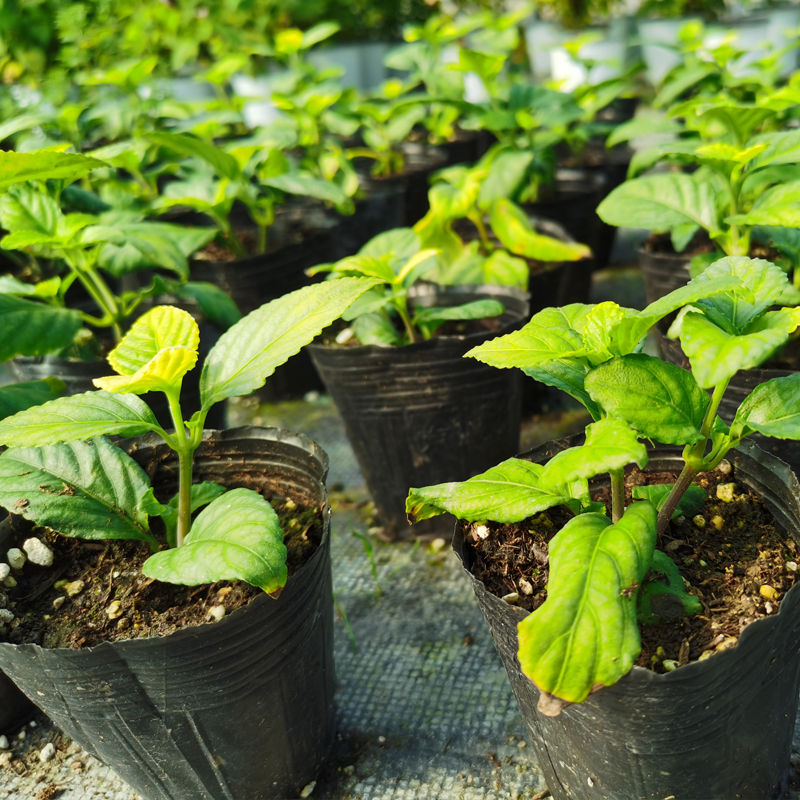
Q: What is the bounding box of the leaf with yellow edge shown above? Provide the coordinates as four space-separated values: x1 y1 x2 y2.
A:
95 347 198 395
108 306 200 376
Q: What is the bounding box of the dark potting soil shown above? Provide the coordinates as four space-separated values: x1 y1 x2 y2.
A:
1 493 324 650
466 464 799 672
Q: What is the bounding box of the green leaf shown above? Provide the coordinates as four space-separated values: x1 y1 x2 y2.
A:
517 502 657 707
359 228 420 261
597 174 720 236
638 550 702 624
678 308 800 388
0 151 107 191
585 355 709 446
626 140 702 179
0 186 60 235
539 418 648 493
466 306 586 370
731 373 800 441
200 277 381 408
608 272 745 356
172 281 242 330
478 150 534 207
0 391 161 447
352 313 402 346
152 481 228 549
0 439 156 545
631 484 707 519
0 295 82 361
605 116 682 148
749 130 800 169
524 361 602 421
732 181 800 228
414 299 504 337
146 131 240 182
405 457 578 524
108 306 200 375
302 21 341 48
482 250 529 289
142 488 288 593
0 378 65 421
490 199 591 262
263 173 349 207
692 256 789 334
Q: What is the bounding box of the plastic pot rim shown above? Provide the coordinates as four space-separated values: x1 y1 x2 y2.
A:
0 425 331 661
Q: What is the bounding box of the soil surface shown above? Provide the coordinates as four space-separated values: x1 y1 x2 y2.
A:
0 492 324 650
467 463 799 671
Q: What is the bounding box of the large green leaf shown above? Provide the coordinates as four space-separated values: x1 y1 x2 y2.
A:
0 391 161 446
359 228 420 261
466 306 586 370
200 277 380 409
108 305 200 375
605 116 682 148
263 173 349 206
524 361 602 420
0 186 60 235
585 355 709 445
0 294 82 360
731 181 800 228
478 150 534 207
749 130 800 169
146 131 240 182
691 256 788 333
414 299 504 337
608 272 745 356
597 173 720 236
0 438 156 545
406 457 578 524
731 373 800 441
539 418 648 493
0 151 107 191
148 481 228 549
678 308 800 388
482 250 529 289
0 378 65 421
142 488 287 593
490 199 591 262
517 502 657 708
627 140 702 179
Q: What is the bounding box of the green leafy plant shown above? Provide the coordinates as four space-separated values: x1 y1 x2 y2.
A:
147 130 349 256
0 277 378 593
406 255 800 712
414 164 591 289
309 226 505 345
598 94 800 279
0 161 237 359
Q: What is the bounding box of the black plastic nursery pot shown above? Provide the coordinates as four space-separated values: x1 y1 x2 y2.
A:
358 147 447 228
336 181 406 259
308 285 530 539
453 435 800 800
639 245 692 306
0 426 336 800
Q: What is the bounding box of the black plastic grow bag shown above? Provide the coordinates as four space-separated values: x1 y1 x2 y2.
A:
453 435 800 800
309 285 530 538
0 427 336 800
639 245 692 305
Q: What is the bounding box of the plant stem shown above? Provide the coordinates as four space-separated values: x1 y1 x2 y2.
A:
166 390 193 547
656 462 699 537
610 468 625 524
394 297 417 344
83 264 124 342
469 212 491 250
258 223 268 255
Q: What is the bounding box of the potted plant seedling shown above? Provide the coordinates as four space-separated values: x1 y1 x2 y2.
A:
414 164 592 305
406 254 800 799
306 226 530 538
0 275 378 799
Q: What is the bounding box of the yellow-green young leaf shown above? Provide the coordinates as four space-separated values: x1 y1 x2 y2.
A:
108 306 200 376
539 418 648 493
0 151 107 191
406 458 580 524
142 488 287 593
585 355 709 446
0 439 157 546
466 306 586 370
483 250 529 289
517 502 657 710
0 391 161 446
201 277 381 409
679 308 800 388
95 347 198 395
731 373 800 441
695 142 766 164
490 199 591 262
